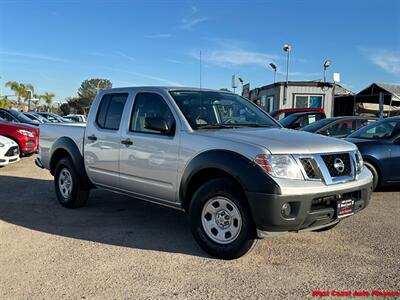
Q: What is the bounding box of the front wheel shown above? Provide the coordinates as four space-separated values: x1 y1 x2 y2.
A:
189 178 256 260
54 157 90 208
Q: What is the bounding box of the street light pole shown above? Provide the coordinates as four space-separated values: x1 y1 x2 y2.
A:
27 90 33 111
283 44 291 105
269 63 277 84
323 60 332 84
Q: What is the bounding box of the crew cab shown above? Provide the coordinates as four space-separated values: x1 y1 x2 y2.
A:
36 87 373 259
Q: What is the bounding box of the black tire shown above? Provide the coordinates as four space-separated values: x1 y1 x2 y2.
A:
313 221 339 232
189 178 256 260
54 157 90 208
365 161 379 191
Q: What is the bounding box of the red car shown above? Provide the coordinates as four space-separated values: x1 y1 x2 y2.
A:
0 119 39 155
270 108 325 120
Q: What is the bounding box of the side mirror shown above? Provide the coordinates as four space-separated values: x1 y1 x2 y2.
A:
394 138 400 145
144 117 174 135
320 129 331 136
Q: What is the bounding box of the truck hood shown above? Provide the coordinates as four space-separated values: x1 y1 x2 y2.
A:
195 127 357 154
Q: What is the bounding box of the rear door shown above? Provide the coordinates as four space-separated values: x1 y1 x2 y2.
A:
84 93 128 188
119 92 180 203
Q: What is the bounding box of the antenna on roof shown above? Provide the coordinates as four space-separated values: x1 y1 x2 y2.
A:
199 50 202 90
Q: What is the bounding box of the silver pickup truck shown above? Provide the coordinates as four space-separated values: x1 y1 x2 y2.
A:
36 87 373 259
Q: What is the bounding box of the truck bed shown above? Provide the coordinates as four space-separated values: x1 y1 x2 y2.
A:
39 123 86 169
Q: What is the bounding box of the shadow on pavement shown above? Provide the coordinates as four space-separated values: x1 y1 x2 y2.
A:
0 175 207 258
376 186 400 192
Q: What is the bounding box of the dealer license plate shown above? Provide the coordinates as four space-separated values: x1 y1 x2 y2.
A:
337 199 354 218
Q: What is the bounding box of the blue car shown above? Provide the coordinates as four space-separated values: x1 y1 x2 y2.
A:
346 116 400 190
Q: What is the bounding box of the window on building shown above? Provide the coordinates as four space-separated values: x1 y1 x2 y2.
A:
294 95 323 108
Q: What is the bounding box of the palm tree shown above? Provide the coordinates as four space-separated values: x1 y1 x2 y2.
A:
4 81 34 105
5 81 25 105
41 92 55 111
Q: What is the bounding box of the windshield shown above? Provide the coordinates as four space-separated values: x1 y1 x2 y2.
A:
170 91 279 129
9 110 37 123
301 118 334 132
348 118 400 139
279 113 300 127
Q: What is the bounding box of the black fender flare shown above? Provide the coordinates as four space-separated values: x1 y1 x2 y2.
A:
179 150 281 206
50 137 91 187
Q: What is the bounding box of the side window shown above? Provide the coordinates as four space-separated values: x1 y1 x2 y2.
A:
96 93 128 130
130 93 175 134
0 111 14 122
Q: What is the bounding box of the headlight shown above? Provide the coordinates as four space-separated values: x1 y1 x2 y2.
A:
255 154 304 180
0 142 4 147
355 149 364 174
17 129 34 138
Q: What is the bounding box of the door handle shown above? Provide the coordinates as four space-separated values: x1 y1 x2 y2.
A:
87 134 97 141
121 139 133 146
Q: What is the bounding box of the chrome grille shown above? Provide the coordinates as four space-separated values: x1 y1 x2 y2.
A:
299 158 318 179
321 153 351 177
294 151 356 185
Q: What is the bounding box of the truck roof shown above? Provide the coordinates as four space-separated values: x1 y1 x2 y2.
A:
99 86 234 94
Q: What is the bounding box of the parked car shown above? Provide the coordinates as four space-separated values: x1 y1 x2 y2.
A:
64 114 87 123
301 116 377 138
36 87 372 259
0 135 20 166
0 117 39 156
0 108 40 126
23 112 51 124
36 112 71 123
270 108 325 121
346 116 400 190
279 111 326 129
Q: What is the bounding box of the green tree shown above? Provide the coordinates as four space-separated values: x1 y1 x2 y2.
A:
41 92 55 111
67 96 90 114
5 81 25 105
4 81 34 105
77 78 112 103
0 96 12 109
59 102 70 116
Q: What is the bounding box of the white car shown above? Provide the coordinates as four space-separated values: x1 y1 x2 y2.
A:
65 114 87 123
0 135 20 166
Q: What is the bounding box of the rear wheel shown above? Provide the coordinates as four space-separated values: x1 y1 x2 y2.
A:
189 178 256 259
54 157 90 208
365 161 379 191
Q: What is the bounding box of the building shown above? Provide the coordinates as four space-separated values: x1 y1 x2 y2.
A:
248 81 353 117
334 83 400 117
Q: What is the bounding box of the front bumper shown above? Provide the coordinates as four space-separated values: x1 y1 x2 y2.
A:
19 137 38 155
246 170 373 235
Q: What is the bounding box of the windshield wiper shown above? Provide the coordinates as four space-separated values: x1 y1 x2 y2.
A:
196 124 233 129
233 124 275 128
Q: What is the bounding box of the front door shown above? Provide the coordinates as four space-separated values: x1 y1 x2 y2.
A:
84 93 128 188
119 92 180 203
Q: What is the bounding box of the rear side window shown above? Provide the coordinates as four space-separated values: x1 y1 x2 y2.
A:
96 93 128 130
0 111 15 122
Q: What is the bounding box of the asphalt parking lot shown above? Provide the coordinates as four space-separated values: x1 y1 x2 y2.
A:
0 156 399 299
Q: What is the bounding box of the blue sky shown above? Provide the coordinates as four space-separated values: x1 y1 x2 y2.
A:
0 0 399 101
